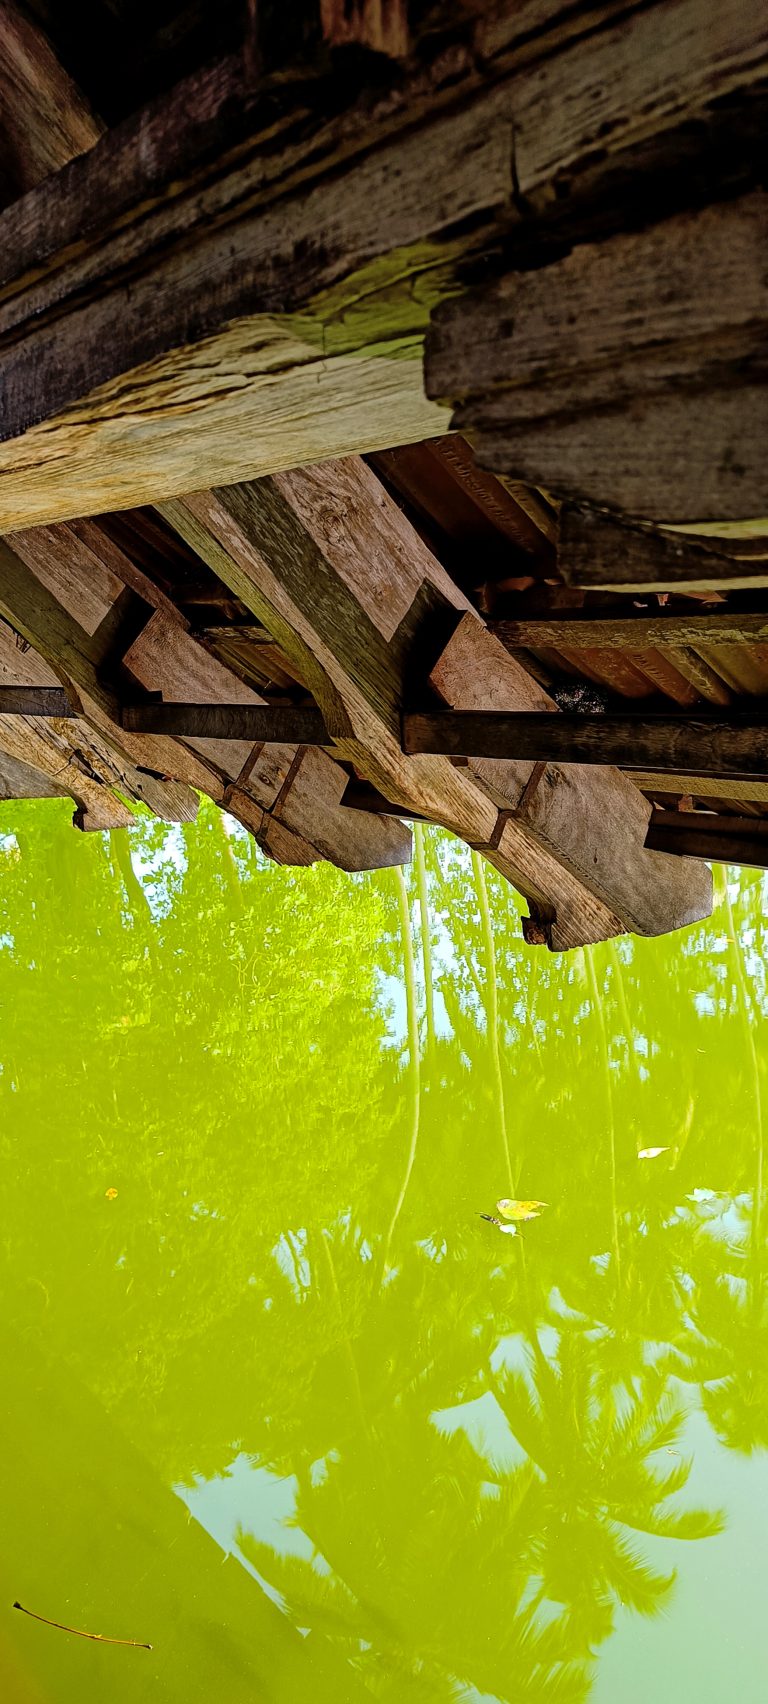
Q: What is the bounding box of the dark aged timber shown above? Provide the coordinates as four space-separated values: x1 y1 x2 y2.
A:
0 0 766 945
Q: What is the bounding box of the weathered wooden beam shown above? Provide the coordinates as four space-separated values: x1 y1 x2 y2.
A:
426 192 768 524
403 708 768 778
0 686 74 716
633 772 768 805
0 747 70 803
122 702 329 742
491 606 768 650
0 1 102 201
645 809 768 869
0 614 201 825
557 509 768 593
0 0 765 527
161 457 712 945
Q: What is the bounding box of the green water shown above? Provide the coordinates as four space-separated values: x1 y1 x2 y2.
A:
0 799 766 1703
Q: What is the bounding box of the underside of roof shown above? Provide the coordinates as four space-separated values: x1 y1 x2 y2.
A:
0 0 766 947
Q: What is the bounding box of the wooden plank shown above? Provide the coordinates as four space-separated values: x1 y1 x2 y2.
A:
0 1 102 201
0 0 765 527
557 509 768 593
403 707 768 778
645 810 768 869
0 686 74 716
122 703 329 742
631 772 768 805
0 503 407 866
0 715 135 831
426 193 768 523
0 535 121 718
491 608 768 648
161 458 712 945
320 0 409 54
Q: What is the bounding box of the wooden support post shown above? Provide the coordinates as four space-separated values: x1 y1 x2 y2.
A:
0 0 766 528
426 192 768 524
161 457 712 945
403 707 768 779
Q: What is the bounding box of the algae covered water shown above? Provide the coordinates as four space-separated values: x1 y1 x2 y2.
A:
1 799 766 1702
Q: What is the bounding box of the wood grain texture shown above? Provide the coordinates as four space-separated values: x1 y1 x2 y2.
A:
320 0 409 54
122 703 329 742
0 685 74 715
466 388 763 522
0 0 102 200
1 0 766 525
118 583 412 870
427 194 768 524
404 707 768 779
1 512 408 868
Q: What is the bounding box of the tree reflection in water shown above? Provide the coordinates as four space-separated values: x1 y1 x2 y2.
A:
0 800 765 1701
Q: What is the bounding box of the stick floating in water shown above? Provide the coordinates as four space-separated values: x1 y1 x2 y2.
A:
13 1601 152 1650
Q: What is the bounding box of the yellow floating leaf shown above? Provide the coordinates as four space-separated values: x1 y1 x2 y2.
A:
637 1147 670 1160
105 1187 118 1200
497 1198 547 1222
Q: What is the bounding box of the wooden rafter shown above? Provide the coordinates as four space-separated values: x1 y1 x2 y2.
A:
403 708 768 780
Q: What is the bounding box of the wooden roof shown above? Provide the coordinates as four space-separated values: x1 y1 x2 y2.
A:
0 0 766 949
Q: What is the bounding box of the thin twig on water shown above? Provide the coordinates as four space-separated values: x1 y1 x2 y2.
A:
13 1601 152 1650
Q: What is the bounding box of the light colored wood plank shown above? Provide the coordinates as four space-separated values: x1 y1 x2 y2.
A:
492 609 768 648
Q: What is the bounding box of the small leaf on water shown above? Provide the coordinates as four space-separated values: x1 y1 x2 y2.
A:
637 1147 670 1160
105 1187 118 1200
497 1199 547 1221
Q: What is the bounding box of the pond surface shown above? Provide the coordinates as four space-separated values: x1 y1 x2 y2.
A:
1 800 766 1703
